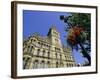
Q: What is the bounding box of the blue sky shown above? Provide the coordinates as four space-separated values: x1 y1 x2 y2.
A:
23 10 85 64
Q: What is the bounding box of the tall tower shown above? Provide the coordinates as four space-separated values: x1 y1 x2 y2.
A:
47 26 62 48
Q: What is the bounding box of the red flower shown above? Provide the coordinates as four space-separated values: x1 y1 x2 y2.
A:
67 26 84 45
73 27 83 36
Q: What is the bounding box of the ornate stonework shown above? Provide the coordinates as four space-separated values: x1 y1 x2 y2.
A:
23 26 76 69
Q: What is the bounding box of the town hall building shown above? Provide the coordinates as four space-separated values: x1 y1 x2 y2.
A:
23 26 76 69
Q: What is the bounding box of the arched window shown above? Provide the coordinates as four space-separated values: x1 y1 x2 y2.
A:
33 60 38 69
69 64 71 67
31 46 34 54
27 45 34 54
55 53 57 59
23 57 26 69
37 49 40 56
56 62 58 68
26 58 31 68
38 42 41 47
66 63 69 67
23 57 30 69
43 50 45 57
41 61 45 68
27 46 30 53
47 61 50 68
48 52 50 58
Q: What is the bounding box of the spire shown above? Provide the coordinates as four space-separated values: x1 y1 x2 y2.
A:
50 25 57 31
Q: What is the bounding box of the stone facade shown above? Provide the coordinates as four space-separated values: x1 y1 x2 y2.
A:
23 26 76 69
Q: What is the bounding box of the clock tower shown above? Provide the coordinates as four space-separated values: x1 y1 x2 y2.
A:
47 25 62 48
